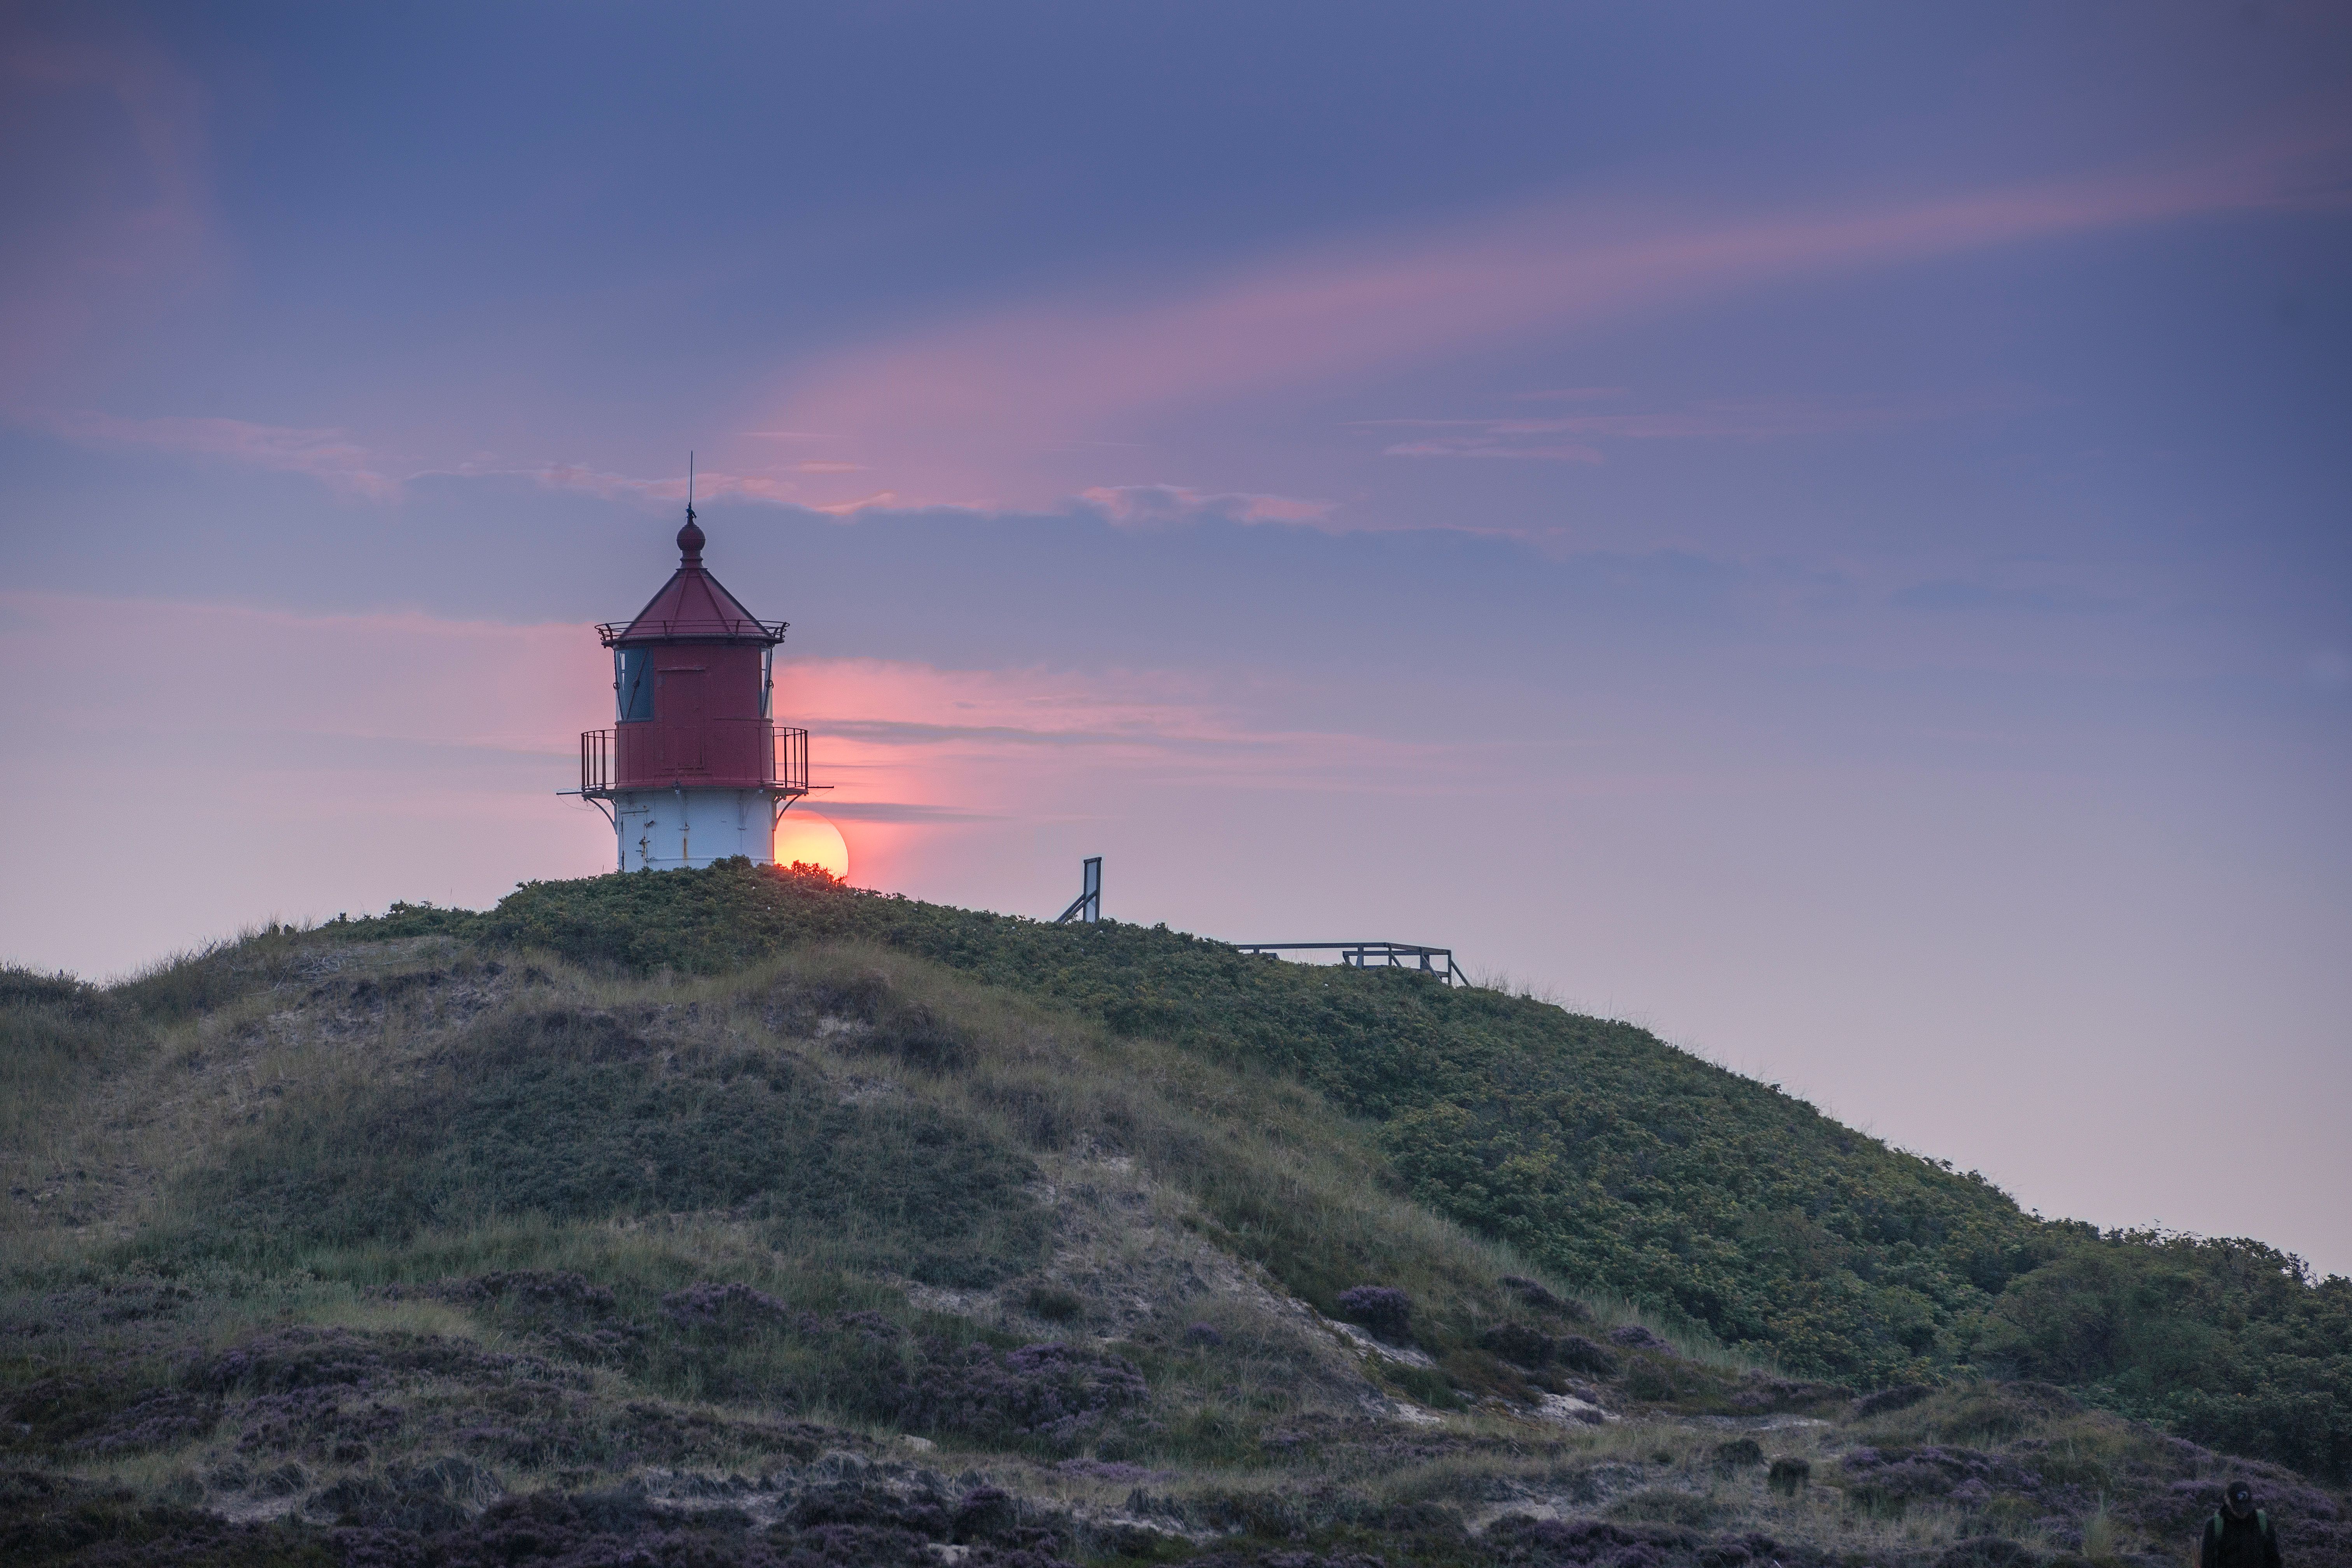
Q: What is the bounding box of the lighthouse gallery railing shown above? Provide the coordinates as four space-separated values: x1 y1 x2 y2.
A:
579 724 808 797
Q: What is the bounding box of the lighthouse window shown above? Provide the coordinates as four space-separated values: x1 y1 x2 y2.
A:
616 649 654 721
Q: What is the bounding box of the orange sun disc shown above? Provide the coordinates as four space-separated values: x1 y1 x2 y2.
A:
772 812 850 880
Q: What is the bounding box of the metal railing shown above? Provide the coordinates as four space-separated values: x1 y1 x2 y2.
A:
771 724 808 796
1229 941 1466 987
578 724 808 796
597 616 786 646
582 728 615 793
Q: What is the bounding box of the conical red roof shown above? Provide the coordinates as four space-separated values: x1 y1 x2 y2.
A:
599 516 786 646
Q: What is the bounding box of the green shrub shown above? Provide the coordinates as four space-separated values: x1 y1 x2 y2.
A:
1025 1285 1085 1322
136 1003 1048 1287
1373 1359 1461 1410
1981 1233 2352 1479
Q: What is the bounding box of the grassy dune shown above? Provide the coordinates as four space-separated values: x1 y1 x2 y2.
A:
1 864 2346 1568
453 863 2348 1472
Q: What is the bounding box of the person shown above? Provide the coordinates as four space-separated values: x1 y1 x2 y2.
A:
2202 1479 2284 1568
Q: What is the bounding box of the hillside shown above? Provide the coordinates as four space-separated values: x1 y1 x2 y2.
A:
470 863 2352 1468
2 860 2347 1568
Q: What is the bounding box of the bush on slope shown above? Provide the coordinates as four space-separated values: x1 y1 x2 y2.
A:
1979 1231 2352 1479
138 1001 1047 1288
446 865 2040 1376
391 861 2351 1477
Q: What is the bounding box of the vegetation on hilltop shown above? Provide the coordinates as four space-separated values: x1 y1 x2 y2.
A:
4 928 1860 1566
445 868 2059 1382
0 865 2345 1568
380 861 2349 1478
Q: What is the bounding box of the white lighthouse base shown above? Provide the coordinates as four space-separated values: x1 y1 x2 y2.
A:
610 789 777 872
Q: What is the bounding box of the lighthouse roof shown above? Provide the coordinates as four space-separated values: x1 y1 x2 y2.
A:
599 516 786 646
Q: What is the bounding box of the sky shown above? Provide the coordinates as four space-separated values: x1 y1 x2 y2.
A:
2 2 2348 1273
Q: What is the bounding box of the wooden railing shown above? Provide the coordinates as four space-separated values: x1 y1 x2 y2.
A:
1227 942 1466 987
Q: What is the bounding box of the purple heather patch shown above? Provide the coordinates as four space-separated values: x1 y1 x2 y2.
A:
661 1280 795 1331
893 1338 1149 1446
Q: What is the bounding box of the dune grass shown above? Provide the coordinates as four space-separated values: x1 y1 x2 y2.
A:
11 929 1763 1491
5 905 2347 1568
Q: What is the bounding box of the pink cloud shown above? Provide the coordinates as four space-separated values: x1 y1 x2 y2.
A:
0 592 1400 796
1365 395 1988 458
767 656 1436 891
23 413 867 516
441 460 900 517
2 593 1385 785
1078 483 1336 527
1383 439 1606 463
755 134 2348 512
490 461 814 508
806 490 901 516
37 411 399 499
783 658 1429 866
0 592 1428 920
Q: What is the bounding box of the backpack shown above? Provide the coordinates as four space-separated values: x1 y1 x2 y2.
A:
2208 1511 2275 1554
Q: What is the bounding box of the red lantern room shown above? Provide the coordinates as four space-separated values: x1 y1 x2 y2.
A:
568 508 811 870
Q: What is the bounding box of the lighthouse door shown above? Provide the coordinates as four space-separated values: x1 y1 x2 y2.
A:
658 665 707 771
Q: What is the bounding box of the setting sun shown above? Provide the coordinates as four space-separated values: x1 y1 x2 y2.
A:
772 812 850 881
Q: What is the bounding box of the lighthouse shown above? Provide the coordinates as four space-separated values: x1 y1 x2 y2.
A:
569 508 810 870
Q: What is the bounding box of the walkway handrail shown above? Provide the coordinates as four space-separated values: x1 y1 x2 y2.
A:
1228 941 1466 987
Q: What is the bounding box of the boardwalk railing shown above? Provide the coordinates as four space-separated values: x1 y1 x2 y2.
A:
1228 941 1466 987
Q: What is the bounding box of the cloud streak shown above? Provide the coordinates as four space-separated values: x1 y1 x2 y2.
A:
817 802 998 823
1366 394 1988 460
759 135 2348 510
16 426 883 512
0 595 1424 880
477 461 901 516
24 134 2334 519
37 411 399 499
1382 438 1606 463
1079 484 1335 527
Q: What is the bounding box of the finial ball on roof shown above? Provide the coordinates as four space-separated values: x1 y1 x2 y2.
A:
677 514 706 564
